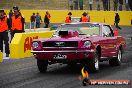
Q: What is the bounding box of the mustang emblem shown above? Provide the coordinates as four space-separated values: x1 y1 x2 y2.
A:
55 42 65 47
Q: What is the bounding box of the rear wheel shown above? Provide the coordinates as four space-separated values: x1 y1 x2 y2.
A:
37 60 48 73
86 51 99 73
109 49 122 66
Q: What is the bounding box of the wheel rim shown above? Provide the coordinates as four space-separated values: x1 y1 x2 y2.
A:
118 50 122 62
95 55 99 70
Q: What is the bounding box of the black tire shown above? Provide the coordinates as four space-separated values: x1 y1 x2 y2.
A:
37 60 48 73
86 51 99 73
109 49 122 66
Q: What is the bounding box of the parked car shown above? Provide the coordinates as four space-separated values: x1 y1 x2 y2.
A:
31 22 126 73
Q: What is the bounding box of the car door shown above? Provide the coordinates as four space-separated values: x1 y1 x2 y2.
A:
100 25 117 58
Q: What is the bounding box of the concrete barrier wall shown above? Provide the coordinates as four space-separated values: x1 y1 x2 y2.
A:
25 28 50 33
5 10 132 25
0 51 3 62
10 31 54 59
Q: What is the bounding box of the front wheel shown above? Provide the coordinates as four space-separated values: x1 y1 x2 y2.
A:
109 49 122 66
86 51 99 73
37 60 48 73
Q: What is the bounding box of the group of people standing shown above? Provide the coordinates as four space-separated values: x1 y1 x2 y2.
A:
65 12 90 23
65 11 121 30
68 0 132 11
0 6 25 57
30 11 51 29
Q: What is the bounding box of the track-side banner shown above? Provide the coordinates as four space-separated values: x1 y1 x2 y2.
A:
4 10 132 25
10 31 54 59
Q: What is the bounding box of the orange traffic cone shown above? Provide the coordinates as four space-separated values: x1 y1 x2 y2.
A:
114 28 118 36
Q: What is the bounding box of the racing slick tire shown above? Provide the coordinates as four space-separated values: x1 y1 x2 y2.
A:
37 60 48 73
109 49 122 66
86 51 99 73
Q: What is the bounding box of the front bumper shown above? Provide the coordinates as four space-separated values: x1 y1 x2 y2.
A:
31 50 95 53
31 49 95 61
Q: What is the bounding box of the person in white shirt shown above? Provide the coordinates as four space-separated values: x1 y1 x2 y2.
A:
125 0 129 11
88 0 93 10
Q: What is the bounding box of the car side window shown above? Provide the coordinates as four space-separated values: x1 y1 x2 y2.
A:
102 25 113 37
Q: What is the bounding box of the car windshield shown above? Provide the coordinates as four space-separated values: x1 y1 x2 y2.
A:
55 23 100 36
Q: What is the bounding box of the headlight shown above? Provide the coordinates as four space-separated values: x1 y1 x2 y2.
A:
32 42 39 48
84 41 91 48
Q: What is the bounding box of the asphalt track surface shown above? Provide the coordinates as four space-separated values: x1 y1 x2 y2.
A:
0 26 132 88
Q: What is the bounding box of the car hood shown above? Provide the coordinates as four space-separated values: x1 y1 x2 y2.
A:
33 35 99 42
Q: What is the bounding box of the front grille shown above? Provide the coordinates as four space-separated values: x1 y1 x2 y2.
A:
43 41 78 47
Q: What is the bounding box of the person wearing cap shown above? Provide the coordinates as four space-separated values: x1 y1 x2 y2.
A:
10 6 25 40
80 12 89 22
65 12 72 23
0 10 10 57
44 11 51 28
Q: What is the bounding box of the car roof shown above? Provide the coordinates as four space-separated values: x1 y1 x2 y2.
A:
62 22 109 26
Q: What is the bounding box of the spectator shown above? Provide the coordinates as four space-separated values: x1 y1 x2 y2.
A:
36 13 42 28
69 0 73 10
88 0 93 11
119 0 123 11
44 11 51 28
10 6 25 40
0 10 10 57
8 10 13 19
30 13 36 29
102 0 108 11
108 0 110 11
74 0 78 10
96 0 100 11
80 12 89 22
113 0 118 11
79 0 83 10
128 0 132 11
125 0 129 11
65 12 72 23
114 12 121 29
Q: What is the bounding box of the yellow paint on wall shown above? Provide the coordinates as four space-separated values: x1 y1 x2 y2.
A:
10 31 54 59
0 51 3 62
4 10 132 25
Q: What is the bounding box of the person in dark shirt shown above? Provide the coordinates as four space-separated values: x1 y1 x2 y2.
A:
113 0 118 11
44 11 51 28
30 13 36 29
102 0 108 11
119 0 123 11
128 0 132 11
114 12 121 29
